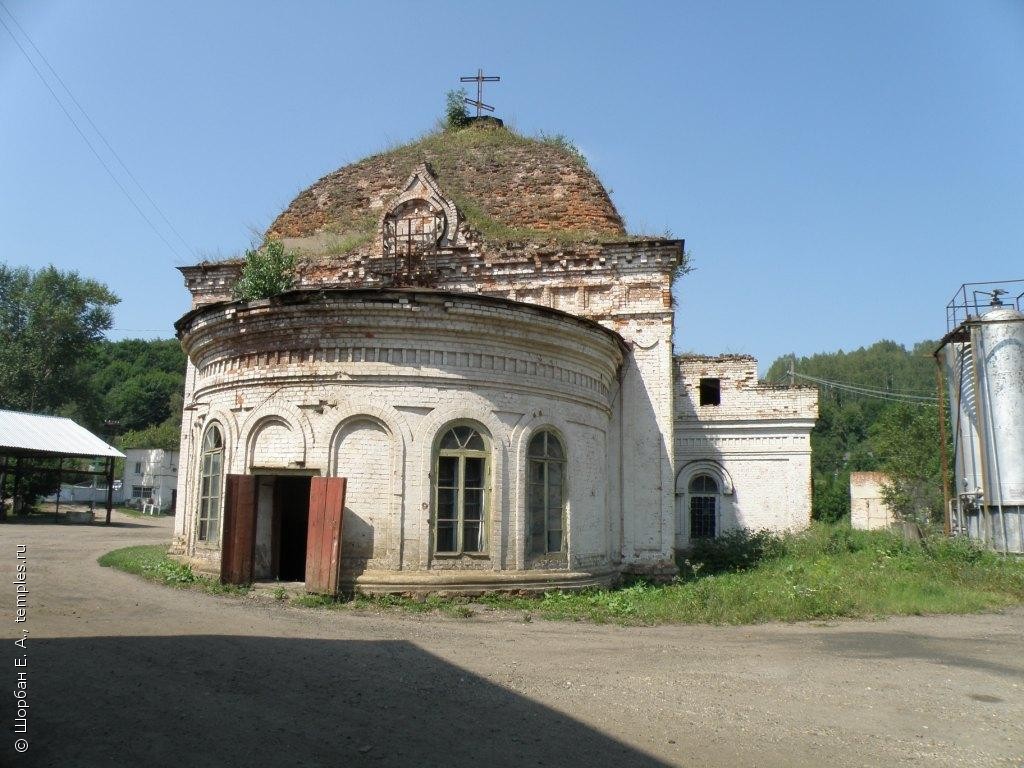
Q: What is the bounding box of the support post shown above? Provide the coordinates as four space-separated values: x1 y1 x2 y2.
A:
12 458 22 516
54 457 63 522
0 455 8 522
935 356 951 536
105 457 114 525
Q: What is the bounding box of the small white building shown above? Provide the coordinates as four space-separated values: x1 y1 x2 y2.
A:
674 355 818 548
122 449 179 511
850 471 896 530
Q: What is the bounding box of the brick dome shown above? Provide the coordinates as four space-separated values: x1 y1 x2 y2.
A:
267 122 625 254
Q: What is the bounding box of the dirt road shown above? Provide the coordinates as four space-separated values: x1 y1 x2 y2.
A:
1 512 1021 767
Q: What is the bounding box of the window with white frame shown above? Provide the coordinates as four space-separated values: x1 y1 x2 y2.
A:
688 474 719 539
131 485 153 499
434 425 489 554
527 430 566 555
197 425 224 543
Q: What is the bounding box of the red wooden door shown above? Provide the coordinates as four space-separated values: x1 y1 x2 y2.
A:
220 474 258 585
305 477 347 595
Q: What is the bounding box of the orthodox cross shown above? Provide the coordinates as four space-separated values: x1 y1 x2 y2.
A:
460 69 500 117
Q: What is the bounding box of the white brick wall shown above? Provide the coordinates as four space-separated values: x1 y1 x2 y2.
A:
674 356 817 548
850 472 895 530
335 419 393 566
175 292 624 588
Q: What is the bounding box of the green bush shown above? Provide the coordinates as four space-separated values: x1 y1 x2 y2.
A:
444 88 469 130
234 240 295 301
684 528 786 576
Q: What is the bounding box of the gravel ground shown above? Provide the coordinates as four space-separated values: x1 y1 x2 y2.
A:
1 511 1022 768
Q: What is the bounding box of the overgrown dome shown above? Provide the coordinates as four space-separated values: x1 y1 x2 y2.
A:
267 122 626 255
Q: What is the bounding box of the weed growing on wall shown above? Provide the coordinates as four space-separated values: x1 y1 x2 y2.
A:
234 240 295 301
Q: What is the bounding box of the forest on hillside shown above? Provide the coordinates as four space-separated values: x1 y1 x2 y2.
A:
766 340 946 523
80 338 186 450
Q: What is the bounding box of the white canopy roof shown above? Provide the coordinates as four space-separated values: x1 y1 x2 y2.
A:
0 409 124 459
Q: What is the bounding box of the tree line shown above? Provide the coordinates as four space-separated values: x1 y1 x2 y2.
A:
767 340 946 525
0 265 185 452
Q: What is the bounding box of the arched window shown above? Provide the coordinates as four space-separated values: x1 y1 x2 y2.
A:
527 430 566 554
198 425 224 543
689 474 718 539
435 425 489 554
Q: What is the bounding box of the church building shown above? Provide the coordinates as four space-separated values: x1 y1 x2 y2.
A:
170 117 817 594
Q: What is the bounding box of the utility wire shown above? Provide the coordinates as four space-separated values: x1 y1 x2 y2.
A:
0 4 186 261
0 2 195 259
791 371 938 406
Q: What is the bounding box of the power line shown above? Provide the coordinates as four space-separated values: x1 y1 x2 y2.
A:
779 360 936 395
0 4 187 261
1 2 195 259
791 371 938 406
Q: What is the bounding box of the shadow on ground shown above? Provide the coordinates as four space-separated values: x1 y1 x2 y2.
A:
0 516 161 529
815 630 1023 680
25 635 670 768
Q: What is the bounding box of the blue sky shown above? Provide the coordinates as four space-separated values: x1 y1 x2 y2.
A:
2 1 1022 372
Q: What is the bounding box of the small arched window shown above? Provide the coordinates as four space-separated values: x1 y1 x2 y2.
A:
198 425 224 543
688 474 718 539
528 430 566 555
435 425 489 554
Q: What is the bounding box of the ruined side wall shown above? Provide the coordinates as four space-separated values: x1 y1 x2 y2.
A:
850 472 895 530
674 357 818 547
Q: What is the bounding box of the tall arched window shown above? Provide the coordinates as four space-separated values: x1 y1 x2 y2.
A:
527 430 566 555
198 425 224 543
435 425 489 554
688 474 718 539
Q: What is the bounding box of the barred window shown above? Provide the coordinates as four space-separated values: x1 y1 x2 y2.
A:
197 425 224 543
689 474 718 539
435 425 489 554
527 430 566 555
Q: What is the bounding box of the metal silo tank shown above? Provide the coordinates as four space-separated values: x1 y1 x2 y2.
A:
942 342 984 501
974 305 1024 552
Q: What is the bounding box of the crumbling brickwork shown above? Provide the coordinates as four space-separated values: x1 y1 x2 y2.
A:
267 125 625 246
673 355 818 547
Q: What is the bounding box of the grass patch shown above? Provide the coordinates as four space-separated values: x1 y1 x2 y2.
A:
112 506 144 518
98 545 248 596
289 592 476 618
325 230 375 255
98 526 1024 626
272 526 1024 625
483 525 1024 625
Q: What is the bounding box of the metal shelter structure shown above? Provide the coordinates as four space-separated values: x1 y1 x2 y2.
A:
0 409 124 524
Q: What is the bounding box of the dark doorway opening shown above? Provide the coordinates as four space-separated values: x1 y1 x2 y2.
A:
254 474 312 582
276 476 311 581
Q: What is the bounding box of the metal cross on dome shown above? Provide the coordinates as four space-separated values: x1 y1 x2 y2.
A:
460 68 500 117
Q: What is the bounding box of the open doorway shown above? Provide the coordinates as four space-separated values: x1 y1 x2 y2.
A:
254 474 312 582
